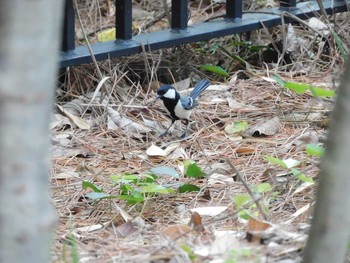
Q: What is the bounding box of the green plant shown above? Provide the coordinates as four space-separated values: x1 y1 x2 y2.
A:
264 155 314 183
306 144 325 157
178 160 206 193
267 76 328 183
272 75 336 97
180 245 197 261
332 31 347 60
199 64 229 77
265 143 325 183
197 40 271 78
69 233 79 263
60 229 79 263
224 247 257 263
82 173 175 205
264 142 325 183
233 182 274 220
82 162 206 204
224 41 271 60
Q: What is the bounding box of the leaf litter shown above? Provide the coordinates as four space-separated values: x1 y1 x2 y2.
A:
51 1 345 262
52 69 331 262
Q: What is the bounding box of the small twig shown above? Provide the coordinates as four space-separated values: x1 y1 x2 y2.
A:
277 12 288 68
315 0 329 18
259 21 282 59
73 0 103 80
225 158 268 220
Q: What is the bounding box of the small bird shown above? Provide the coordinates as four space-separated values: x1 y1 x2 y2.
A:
156 79 211 138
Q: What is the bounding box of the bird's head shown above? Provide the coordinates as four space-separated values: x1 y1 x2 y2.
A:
156 85 177 100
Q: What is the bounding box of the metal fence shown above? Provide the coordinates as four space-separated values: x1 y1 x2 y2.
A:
60 0 349 67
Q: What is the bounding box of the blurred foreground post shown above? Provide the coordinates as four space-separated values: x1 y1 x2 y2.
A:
0 1 63 262
303 59 350 262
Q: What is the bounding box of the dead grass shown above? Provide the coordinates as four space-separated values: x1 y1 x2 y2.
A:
52 1 347 262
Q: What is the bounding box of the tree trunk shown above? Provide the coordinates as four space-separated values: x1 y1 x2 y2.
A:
0 1 63 262
303 59 350 262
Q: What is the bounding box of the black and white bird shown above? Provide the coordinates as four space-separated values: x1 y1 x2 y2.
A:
156 79 211 138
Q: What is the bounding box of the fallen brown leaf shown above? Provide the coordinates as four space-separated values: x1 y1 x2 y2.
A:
235 147 256 155
162 225 196 240
115 221 137 237
188 212 205 233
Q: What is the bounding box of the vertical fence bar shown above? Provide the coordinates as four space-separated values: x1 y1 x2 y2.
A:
115 0 132 40
62 0 75 52
171 0 188 30
226 0 243 20
280 0 297 10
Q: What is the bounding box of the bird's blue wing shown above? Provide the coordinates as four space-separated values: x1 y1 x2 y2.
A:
189 79 210 99
180 79 210 110
180 96 197 110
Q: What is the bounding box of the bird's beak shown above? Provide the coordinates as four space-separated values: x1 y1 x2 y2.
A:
153 95 160 104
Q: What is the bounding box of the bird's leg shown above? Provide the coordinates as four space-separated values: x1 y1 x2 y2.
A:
159 119 175 137
180 119 190 138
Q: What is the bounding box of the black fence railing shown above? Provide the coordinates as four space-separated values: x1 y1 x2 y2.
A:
60 0 349 67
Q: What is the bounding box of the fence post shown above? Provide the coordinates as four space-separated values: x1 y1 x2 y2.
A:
226 0 243 21
62 0 75 52
115 0 132 40
171 0 188 30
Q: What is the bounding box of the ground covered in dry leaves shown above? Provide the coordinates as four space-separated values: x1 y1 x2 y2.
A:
51 71 334 262
51 1 347 262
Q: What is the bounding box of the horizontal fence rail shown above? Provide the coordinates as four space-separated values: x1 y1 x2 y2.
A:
60 0 349 67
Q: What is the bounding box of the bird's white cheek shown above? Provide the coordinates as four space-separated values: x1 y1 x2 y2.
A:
174 101 192 119
163 88 176 99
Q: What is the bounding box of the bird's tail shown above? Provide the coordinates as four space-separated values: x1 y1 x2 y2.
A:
189 79 211 99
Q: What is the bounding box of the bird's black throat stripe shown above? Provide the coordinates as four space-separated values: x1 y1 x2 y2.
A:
162 92 180 120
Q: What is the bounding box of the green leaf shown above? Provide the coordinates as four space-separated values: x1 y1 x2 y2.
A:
264 155 288 168
120 184 136 195
140 174 157 183
199 64 229 77
308 86 336 97
248 45 270 52
178 184 201 193
284 82 309 94
186 163 206 178
271 75 285 87
264 155 300 169
120 174 140 180
68 233 79 263
233 194 251 209
117 194 144 203
141 183 175 194
306 144 325 157
180 245 196 261
150 166 179 178
238 210 251 220
183 160 193 169
291 168 314 183
82 181 103 193
229 54 246 64
85 192 118 200
224 121 249 134
254 183 272 193
332 31 347 60
111 174 139 184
